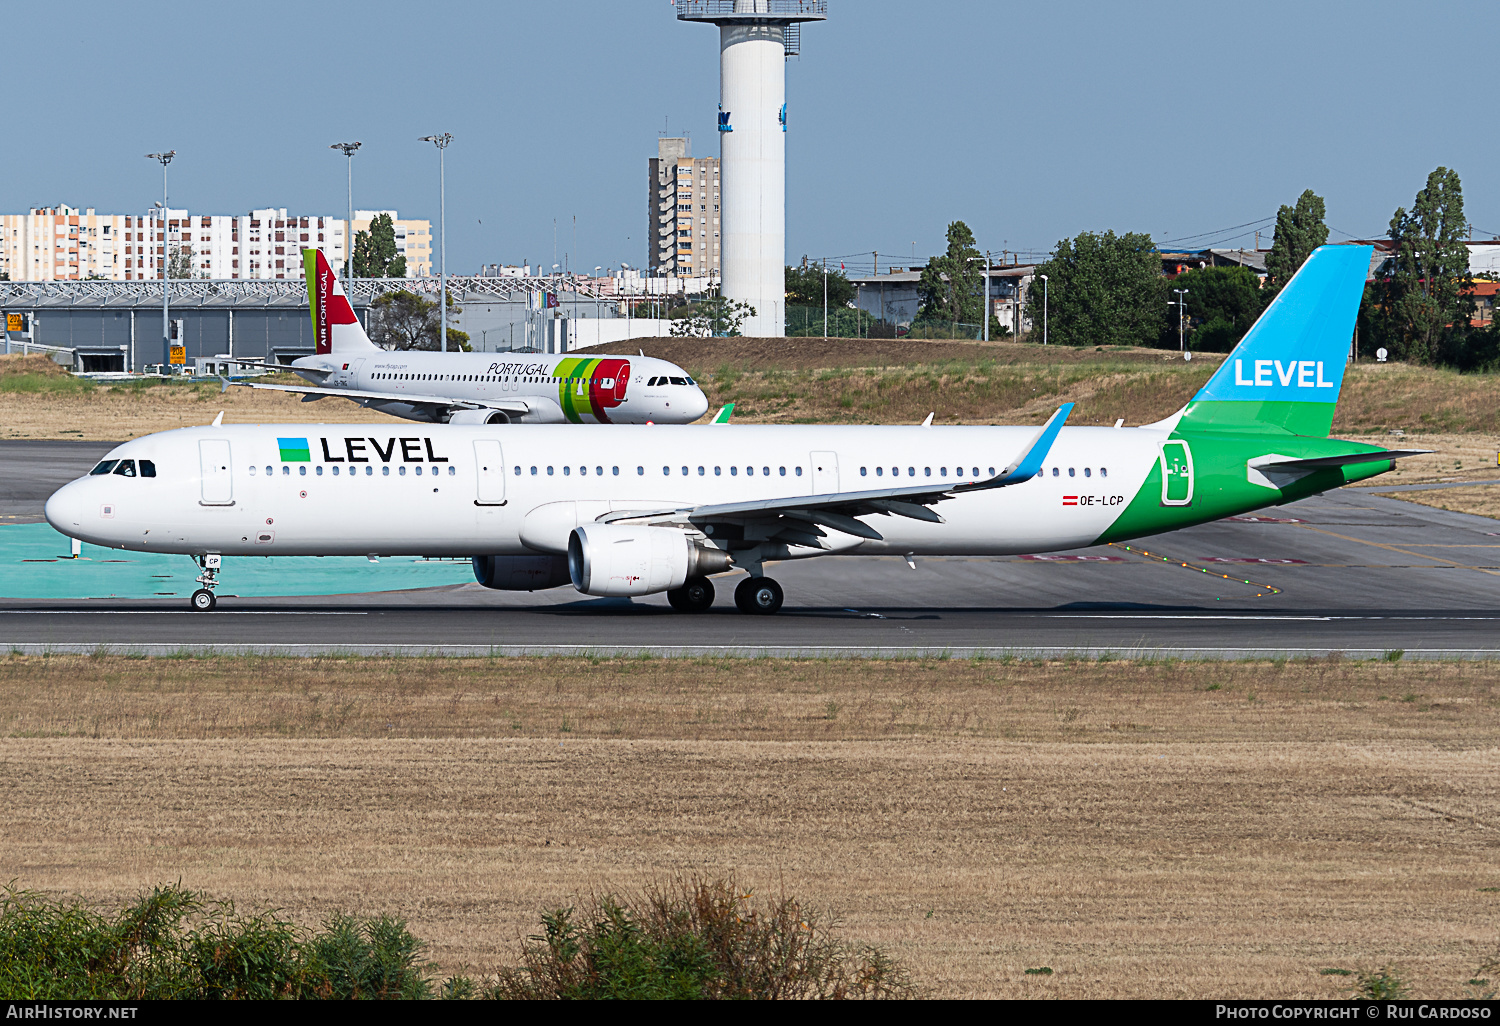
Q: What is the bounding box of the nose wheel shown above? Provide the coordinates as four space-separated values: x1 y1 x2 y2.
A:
734 576 784 615
667 575 716 613
191 554 222 611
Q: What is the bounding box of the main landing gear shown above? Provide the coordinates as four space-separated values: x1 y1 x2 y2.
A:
734 576 784 615
666 575 715 613
190 554 221 611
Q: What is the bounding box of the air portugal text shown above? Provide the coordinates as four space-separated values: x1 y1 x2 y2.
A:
312 436 450 464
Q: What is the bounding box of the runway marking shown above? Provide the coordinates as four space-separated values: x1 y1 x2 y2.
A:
1052 614 1500 622
1292 523 1500 578
0 610 369 616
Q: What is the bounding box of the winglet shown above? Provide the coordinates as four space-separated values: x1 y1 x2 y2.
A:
989 403 1073 486
211 411 224 427
219 375 230 394
710 403 734 425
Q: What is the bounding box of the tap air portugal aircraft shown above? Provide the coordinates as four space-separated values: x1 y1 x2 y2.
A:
47 245 1426 614
233 249 709 426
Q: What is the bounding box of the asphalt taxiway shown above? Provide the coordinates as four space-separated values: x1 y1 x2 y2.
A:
5 441 1500 658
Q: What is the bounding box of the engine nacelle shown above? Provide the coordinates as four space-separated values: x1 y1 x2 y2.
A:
447 408 510 425
567 524 731 597
472 554 571 591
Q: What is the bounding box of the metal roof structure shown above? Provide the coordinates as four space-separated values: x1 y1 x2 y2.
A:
0 274 615 309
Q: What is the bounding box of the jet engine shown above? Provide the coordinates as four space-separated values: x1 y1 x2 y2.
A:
472 554 571 591
447 409 510 425
567 524 731 597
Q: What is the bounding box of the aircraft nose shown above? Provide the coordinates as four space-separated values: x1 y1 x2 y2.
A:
44 482 84 534
687 387 710 422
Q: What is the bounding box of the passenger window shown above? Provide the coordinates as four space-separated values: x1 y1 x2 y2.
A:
907 468 915 477
283 466 290 476
399 466 407 476
415 466 423 476
449 466 456 476
714 466 721 476
924 467 931 477
331 466 339 476
547 467 554 475
382 466 390 476
1068 468 1075 477
612 466 619 476
662 466 670 475
972 468 979 478
578 466 585 476
1084 467 1092 478
531 466 538 475
113 460 136 477
637 467 644 476
762 467 769 476
597 466 604 476
299 466 307 476
249 465 257 476
796 467 803 477
90 460 118 476
779 467 786 476
514 466 521 475
681 466 688 476
266 466 273 475
860 467 867 476
1052 467 1059 477
876 467 883 476
697 466 705 476
366 466 373 476
730 466 737 476
1100 467 1108 478
563 466 570 476
316 466 324 476
939 467 946 477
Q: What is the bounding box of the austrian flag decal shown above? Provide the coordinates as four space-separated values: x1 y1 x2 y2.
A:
1062 496 1078 506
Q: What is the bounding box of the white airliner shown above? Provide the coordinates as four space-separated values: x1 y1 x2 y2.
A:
45 246 1424 614
235 250 709 426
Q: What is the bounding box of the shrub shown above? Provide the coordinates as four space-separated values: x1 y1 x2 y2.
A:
490 875 912 1000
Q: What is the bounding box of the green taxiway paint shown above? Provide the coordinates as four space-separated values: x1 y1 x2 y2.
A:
0 524 475 600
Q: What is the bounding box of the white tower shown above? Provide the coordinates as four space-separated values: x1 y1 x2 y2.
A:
678 1 826 338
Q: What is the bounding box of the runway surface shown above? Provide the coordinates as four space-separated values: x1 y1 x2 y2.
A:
5 441 1500 658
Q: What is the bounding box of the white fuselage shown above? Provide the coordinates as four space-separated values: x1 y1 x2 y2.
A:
46 423 1165 560
289 351 709 425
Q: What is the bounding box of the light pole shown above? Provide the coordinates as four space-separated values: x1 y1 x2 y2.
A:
1038 274 1049 346
822 258 828 339
330 142 361 286
1170 288 1189 352
145 151 175 370
419 133 452 351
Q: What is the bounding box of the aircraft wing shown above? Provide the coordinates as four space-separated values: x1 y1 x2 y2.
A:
233 380 532 414
603 404 1074 543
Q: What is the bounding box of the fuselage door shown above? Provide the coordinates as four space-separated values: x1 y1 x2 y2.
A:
810 451 839 494
1159 440 1194 506
199 438 234 505
474 439 507 506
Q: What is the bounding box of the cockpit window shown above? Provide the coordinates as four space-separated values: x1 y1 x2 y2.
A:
89 460 119 476
139 460 156 478
112 460 136 477
668 376 688 386
646 376 659 386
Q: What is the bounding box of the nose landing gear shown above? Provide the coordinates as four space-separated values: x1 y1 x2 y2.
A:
191 554 221 611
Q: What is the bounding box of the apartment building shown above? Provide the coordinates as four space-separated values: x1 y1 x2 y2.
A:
647 137 720 279
0 206 430 281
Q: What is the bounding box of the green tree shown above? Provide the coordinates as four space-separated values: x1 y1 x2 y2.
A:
1172 265 1266 352
1031 230 1164 347
1264 189 1329 294
918 221 983 326
352 214 405 278
785 260 854 308
367 290 471 351
1373 167 1472 364
669 295 756 337
167 245 198 279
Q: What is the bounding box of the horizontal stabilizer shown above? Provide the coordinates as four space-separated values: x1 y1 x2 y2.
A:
1259 449 1431 470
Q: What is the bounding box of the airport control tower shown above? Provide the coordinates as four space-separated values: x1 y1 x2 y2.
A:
677 1 827 338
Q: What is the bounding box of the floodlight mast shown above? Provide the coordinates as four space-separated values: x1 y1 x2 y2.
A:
330 142 361 290
676 1 828 338
420 134 452 351
145 151 175 368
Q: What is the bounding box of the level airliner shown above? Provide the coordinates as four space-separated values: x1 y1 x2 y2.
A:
234 250 709 426
46 245 1424 614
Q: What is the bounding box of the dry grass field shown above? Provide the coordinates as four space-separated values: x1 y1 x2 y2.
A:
1 653 1497 999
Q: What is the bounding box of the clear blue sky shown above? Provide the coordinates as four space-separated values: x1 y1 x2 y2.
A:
6 0 1495 276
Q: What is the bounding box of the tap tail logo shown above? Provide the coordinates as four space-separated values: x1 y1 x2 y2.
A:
304 249 375 356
